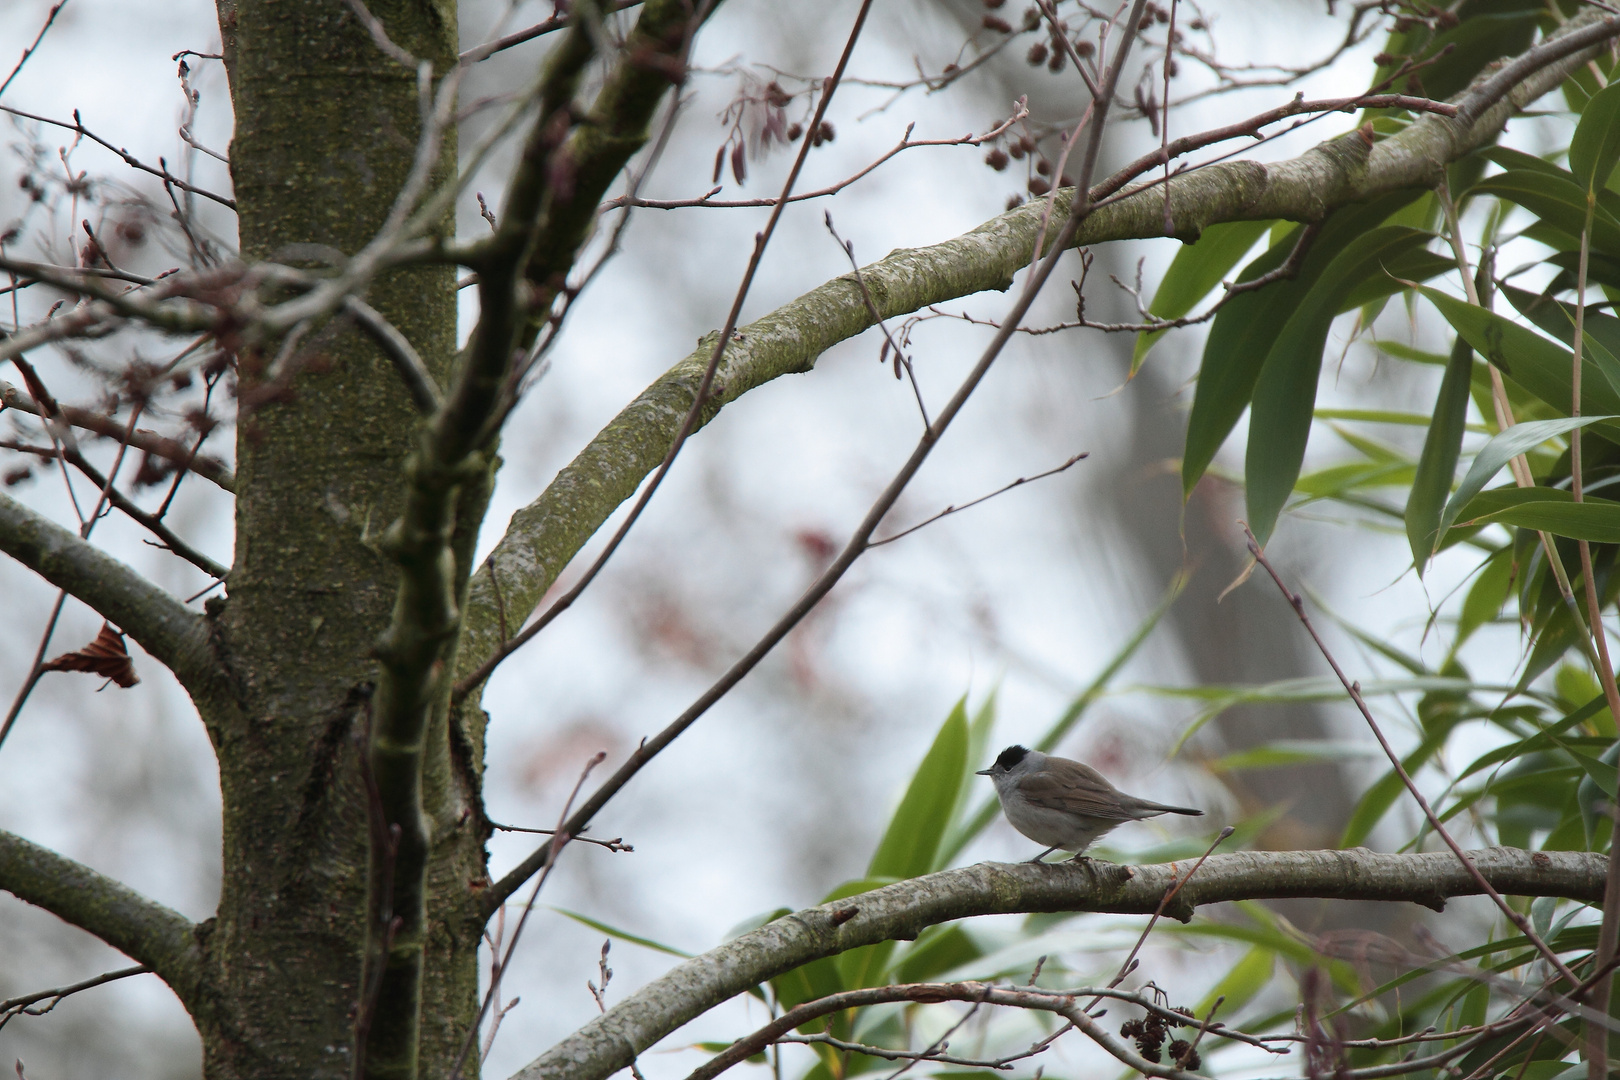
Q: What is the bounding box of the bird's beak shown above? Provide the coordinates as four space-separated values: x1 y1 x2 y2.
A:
974 768 992 776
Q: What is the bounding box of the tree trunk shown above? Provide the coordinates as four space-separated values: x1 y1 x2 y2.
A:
200 2 483 1076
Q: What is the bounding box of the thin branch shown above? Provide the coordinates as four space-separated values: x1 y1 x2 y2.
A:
0 829 202 1010
460 1 643 64
0 2 67 103
488 821 633 852
343 296 442 413
1086 825 1236 1014
824 211 930 427
0 964 148 1031
448 752 605 1080
869 452 1089 546
455 0 879 701
0 380 234 492
1567 176 1620 1080
600 107 1028 211
483 0 1151 916
1242 525 1581 989
0 104 236 210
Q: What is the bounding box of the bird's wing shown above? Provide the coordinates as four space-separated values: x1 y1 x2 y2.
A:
1015 762 1133 821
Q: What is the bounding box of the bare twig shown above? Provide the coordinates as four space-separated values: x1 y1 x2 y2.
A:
460 1 643 63
1242 525 1581 989
869 453 1089 546
448 751 605 1080
488 821 633 852
1566 174 1620 1080
0 963 148 1030
0 104 236 210
480 0 1153 917
456 0 880 701
601 107 1027 211
0 381 234 492
1086 825 1235 1014
824 211 930 426
0 2 68 103
343 296 442 413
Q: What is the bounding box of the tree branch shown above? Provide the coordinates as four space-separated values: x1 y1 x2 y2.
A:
0 490 218 697
0 379 235 492
459 11 1620 687
511 847 1603 1080
0 829 204 1014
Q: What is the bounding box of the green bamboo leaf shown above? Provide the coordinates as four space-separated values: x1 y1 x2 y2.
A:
1208 741 1378 772
551 907 695 958
1472 170 1620 256
1416 288 1620 426
1316 407 1484 429
1337 248 1453 312
1482 145 1570 179
1571 81 1620 194
893 925 986 984
1373 340 1450 366
1407 334 1476 570
1183 191 1421 497
1457 487 1620 543
1131 219 1272 375
1451 545 1512 652
867 699 967 881
1197 945 1275 1016
1502 285 1620 393
1246 226 1435 544
1435 415 1618 542
842 703 968 989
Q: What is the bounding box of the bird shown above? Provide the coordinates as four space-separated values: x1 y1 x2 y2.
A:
976 744 1202 862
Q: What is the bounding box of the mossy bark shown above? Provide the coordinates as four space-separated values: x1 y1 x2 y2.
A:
202 2 483 1077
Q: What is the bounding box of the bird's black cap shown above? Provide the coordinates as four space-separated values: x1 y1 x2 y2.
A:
976 744 1030 775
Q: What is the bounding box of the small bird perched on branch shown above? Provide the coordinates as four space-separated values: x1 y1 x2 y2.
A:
977 745 1202 862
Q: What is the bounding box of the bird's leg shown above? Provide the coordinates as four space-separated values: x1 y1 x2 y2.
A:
1027 846 1061 864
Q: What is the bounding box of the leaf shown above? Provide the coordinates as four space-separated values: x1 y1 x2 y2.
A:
1482 145 1570 179
1183 191 1421 497
1456 487 1620 543
1502 285 1620 400
1452 545 1512 653
41 622 139 687
1341 727 1453 848
1471 171 1620 257
551 907 694 958
1197 945 1275 1016
1436 416 1619 542
1407 334 1476 570
1131 219 1273 375
1571 81 1620 194
843 703 968 989
1208 741 1378 772
1246 226 1435 544
1373 340 1450 366
866 698 967 881
1336 248 1453 312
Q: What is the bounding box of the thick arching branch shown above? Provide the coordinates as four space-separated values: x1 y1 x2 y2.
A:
512 847 1604 1080
458 11 1620 690
0 491 219 700
0 829 205 1014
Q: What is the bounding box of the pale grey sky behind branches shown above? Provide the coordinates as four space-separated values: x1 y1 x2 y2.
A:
0 1 1568 1078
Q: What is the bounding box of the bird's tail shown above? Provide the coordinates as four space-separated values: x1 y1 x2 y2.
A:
1140 801 1203 817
